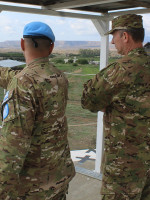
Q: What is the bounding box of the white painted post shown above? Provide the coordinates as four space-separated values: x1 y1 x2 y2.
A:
92 17 109 173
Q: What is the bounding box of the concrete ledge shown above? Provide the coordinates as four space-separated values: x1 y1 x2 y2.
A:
75 166 102 180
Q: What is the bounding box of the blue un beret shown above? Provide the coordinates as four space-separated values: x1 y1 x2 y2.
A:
23 21 55 42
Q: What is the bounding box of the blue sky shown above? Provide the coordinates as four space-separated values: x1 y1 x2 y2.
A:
0 10 150 42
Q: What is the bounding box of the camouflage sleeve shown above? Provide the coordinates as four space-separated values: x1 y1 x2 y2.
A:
0 80 36 198
81 62 127 112
0 67 21 89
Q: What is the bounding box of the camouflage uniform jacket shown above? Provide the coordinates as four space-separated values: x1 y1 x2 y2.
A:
81 48 150 195
0 57 75 199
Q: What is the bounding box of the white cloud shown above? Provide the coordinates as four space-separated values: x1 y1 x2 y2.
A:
69 19 97 35
42 18 66 26
4 26 12 31
0 11 149 42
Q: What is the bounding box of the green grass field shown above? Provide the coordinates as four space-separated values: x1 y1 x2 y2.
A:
56 63 98 150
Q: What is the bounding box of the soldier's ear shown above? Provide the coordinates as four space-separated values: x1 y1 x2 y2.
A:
49 43 54 55
21 38 25 51
123 32 129 43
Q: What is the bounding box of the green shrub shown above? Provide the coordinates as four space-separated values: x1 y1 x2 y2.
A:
73 63 78 66
55 58 65 64
77 59 88 65
68 59 73 63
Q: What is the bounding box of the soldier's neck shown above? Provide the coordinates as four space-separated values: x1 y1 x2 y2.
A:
24 51 49 65
124 42 143 55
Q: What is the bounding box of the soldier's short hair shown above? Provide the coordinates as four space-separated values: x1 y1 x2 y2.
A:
119 28 145 42
24 37 52 50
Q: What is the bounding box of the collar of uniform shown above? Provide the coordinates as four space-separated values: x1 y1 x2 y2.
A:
128 47 146 56
27 57 49 67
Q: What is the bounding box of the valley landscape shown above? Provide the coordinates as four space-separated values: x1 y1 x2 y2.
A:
0 40 118 54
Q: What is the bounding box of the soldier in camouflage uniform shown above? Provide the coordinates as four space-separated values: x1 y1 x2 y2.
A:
81 14 150 200
0 21 75 199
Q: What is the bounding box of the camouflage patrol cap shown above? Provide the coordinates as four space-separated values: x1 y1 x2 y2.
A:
106 14 143 35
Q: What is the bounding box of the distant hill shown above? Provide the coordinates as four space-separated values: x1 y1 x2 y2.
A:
0 40 117 54
0 40 21 49
0 39 149 52
0 40 101 49
55 41 101 49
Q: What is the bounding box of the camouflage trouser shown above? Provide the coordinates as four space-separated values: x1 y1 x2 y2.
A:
101 176 150 200
16 190 67 200
101 170 150 200
101 193 142 200
16 185 68 200
51 190 66 200
101 192 150 200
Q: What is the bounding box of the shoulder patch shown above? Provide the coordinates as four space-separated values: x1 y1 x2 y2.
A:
3 104 9 119
3 91 9 103
2 91 10 120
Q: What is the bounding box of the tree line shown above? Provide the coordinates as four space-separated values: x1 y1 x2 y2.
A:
0 52 25 61
79 49 100 57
